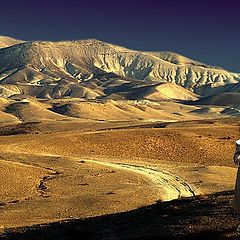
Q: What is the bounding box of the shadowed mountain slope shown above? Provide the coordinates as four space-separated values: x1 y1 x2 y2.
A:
192 92 240 107
0 36 24 49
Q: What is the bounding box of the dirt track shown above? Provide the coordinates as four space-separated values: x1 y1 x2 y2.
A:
81 159 197 200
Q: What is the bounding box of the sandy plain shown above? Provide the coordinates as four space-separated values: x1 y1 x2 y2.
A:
0 117 239 235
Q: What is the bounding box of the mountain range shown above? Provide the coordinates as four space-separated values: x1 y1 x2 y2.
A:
0 36 239 122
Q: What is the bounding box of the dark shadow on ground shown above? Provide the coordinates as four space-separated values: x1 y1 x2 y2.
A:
0 122 40 136
1 190 240 240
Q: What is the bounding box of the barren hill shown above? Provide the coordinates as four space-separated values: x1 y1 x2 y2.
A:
0 39 239 100
193 92 240 107
0 37 239 121
0 36 24 49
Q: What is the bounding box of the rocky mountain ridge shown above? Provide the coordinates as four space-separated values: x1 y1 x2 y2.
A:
0 37 239 100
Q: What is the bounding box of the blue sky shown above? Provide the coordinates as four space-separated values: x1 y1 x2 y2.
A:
1 0 240 72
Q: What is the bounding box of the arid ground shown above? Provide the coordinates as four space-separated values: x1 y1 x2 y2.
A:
0 117 240 239
1 22 240 240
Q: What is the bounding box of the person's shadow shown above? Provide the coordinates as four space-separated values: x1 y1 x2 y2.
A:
2 190 239 240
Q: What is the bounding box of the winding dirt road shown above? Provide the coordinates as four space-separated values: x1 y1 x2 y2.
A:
82 159 197 201
2 151 236 230
31 152 198 202
1 150 198 202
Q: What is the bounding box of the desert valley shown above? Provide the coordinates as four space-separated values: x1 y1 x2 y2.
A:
0 36 240 239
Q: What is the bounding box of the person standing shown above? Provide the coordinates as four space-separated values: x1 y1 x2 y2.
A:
233 140 240 231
